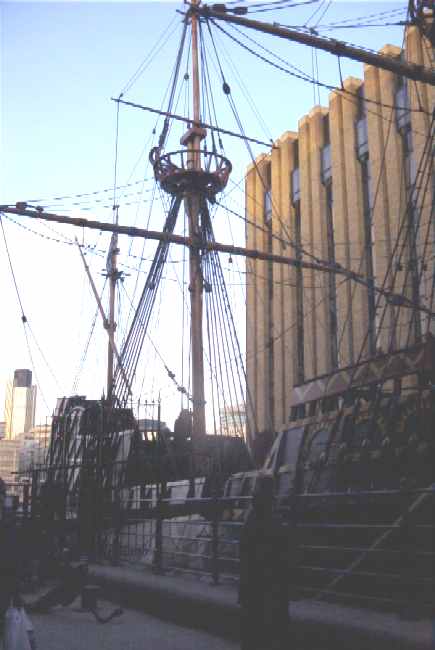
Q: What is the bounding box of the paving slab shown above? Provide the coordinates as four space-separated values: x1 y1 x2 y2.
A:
30 598 238 650
90 564 435 650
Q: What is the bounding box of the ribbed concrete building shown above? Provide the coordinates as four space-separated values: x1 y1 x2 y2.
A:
245 26 434 445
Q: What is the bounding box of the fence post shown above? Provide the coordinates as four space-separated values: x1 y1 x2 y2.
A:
30 470 38 519
23 483 30 520
153 489 163 573
211 494 220 585
112 495 121 566
398 506 419 618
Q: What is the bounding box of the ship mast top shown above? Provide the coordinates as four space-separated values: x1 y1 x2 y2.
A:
5 0 432 426
105 205 121 403
149 0 232 438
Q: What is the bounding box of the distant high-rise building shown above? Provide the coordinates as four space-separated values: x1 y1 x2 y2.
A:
0 439 21 484
219 405 246 438
30 423 52 449
17 423 52 473
4 369 37 439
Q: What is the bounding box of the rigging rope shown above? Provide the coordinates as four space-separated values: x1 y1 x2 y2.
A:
200 198 255 436
112 100 121 210
205 17 273 143
332 111 435 412
119 15 180 97
202 17 434 327
319 7 407 29
15 179 152 208
157 18 189 152
113 195 183 406
121 282 193 402
0 215 56 411
71 298 104 394
209 19 431 117
336 98 398 361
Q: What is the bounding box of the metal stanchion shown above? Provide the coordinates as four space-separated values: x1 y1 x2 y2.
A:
211 494 220 585
23 483 30 519
153 489 164 573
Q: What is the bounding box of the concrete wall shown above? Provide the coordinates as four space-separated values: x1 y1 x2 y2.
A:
245 27 434 438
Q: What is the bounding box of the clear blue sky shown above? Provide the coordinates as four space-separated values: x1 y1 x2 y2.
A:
0 1 407 428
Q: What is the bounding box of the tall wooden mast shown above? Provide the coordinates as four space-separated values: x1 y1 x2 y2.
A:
186 0 207 439
106 205 120 402
147 0 230 434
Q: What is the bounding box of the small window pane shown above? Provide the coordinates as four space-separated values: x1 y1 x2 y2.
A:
291 168 300 203
404 128 413 154
264 190 272 222
321 144 331 183
356 117 368 160
396 84 410 130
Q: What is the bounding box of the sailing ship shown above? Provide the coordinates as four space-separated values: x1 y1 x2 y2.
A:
1 0 434 610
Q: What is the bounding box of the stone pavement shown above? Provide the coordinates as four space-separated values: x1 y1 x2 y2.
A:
31 598 238 650
90 564 434 650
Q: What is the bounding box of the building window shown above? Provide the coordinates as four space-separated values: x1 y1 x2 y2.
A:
321 115 338 368
264 189 272 223
321 115 332 184
262 162 274 426
293 140 299 167
291 141 304 383
267 224 273 299
356 87 369 159
291 168 300 203
356 87 377 356
356 117 369 159
293 200 304 383
264 163 272 223
321 145 332 184
403 127 417 188
395 78 411 132
402 129 421 341
325 181 338 369
395 79 421 341
360 154 377 356
323 114 330 144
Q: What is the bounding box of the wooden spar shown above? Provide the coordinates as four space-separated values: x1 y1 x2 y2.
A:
75 237 132 398
2 204 433 316
195 5 435 86
110 97 274 148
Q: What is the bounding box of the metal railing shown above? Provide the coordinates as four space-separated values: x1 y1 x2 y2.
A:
5 477 433 614
1 482 32 519
97 486 434 614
